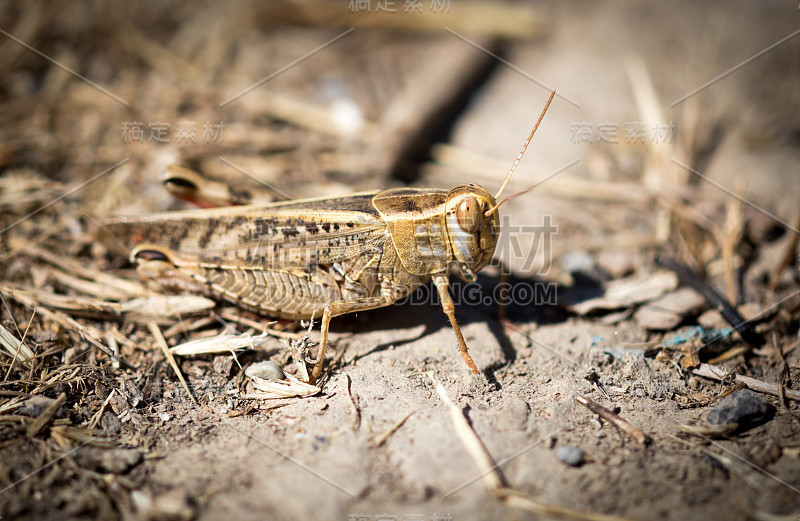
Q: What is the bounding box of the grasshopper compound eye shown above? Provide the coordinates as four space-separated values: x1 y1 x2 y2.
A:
456 196 482 234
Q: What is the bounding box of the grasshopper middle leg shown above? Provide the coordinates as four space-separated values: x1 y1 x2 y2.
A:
308 275 481 384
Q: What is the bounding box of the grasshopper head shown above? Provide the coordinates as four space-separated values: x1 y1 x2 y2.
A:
441 91 555 281
444 184 500 281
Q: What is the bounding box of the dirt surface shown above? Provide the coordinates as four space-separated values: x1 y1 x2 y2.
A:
1 2 799 521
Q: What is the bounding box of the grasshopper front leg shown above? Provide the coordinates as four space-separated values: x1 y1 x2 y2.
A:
432 273 480 375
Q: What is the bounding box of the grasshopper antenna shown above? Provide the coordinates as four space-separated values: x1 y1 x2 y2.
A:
486 90 555 216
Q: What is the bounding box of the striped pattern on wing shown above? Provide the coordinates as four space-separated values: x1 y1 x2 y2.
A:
107 192 391 269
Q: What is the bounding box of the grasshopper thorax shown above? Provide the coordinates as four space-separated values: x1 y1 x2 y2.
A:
444 184 499 282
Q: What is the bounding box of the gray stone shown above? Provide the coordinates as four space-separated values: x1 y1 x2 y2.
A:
634 288 707 330
556 445 585 467
75 448 143 474
17 396 59 417
596 249 639 279
101 410 122 436
707 389 774 428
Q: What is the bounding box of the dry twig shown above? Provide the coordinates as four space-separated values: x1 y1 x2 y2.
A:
575 395 650 445
344 373 360 431
693 363 800 401
432 375 638 521
373 411 413 447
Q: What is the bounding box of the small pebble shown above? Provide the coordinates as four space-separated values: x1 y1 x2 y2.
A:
596 249 638 279
158 413 171 421
697 309 726 330
707 389 774 429
562 250 595 273
245 361 285 381
17 396 58 417
556 445 585 467
75 447 142 474
633 288 706 331
101 410 122 435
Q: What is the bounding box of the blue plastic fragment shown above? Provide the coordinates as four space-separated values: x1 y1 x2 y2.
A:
589 335 644 359
664 326 734 347
602 347 645 359
589 326 735 360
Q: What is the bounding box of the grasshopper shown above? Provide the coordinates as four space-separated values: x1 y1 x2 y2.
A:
107 91 555 384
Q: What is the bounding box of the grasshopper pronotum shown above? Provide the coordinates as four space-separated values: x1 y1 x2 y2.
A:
108 92 555 384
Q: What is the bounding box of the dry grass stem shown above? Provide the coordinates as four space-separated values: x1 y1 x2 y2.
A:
2 286 118 362
169 332 277 356
88 389 116 431
676 422 738 438
431 374 505 491
0 313 36 372
26 245 147 298
373 411 414 447
496 488 640 521
162 316 217 339
707 346 750 365
276 0 545 38
148 322 197 406
121 296 216 324
722 183 744 303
